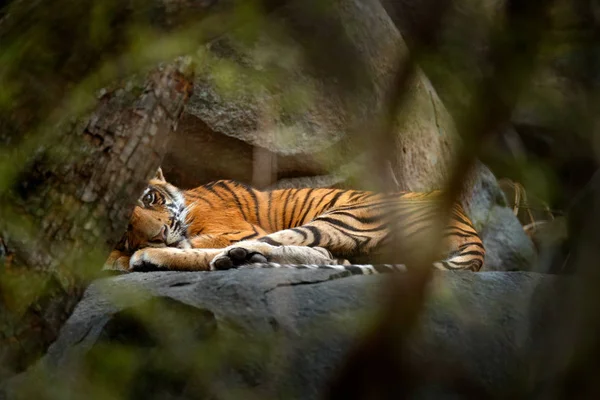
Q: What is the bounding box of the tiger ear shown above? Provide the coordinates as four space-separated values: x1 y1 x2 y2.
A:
154 167 166 182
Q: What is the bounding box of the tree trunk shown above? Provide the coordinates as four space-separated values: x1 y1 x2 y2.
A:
0 0 308 380
0 59 194 379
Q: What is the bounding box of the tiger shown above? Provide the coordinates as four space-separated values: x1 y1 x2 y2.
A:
104 168 485 273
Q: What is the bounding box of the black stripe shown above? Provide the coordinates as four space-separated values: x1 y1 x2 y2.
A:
312 189 337 214
280 189 295 230
287 191 302 229
239 232 259 241
315 216 388 233
185 192 214 208
452 250 485 258
203 184 225 201
315 219 371 251
444 225 477 235
348 191 367 201
443 231 477 239
335 227 363 248
327 210 383 224
333 200 398 212
345 266 364 275
151 185 169 201
216 181 248 220
298 197 316 226
451 210 474 228
457 241 485 249
291 228 308 239
271 191 283 231
260 236 282 246
324 191 344 209
237 182 262 226
267 191 275 232
290 188 313 227
447 259 481 266
374 264 393 273
403 223 435 238
305 226 322 247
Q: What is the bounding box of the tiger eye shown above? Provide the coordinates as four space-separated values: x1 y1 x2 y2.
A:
143 191 156 206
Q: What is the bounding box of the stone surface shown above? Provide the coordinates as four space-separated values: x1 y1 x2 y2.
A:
162 113 255 188
462 162 537 271
161 114 333 189
479 206 538 271
169 0 462 190
1 269 573 399
563 169 600 274
185 0 400 155
389 69 459 192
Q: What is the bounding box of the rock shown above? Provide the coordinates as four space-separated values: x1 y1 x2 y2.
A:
564 169 600 273
167 0 462 190
389 70 459 192
382 0 598 211
479 206 538 271
161 113 255 188
462 163 537 271
1 270 574 399
267 174 346 190
161 114 334 189
527 217 569 274
186 0 399 155
380 0 502 121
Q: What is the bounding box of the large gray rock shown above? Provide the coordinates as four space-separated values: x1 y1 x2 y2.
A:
1 270 573 399
563 169 600 274
463 163 537 271
164 0 462 189
479 206 537 271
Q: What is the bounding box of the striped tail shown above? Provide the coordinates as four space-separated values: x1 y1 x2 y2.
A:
237 263 408 275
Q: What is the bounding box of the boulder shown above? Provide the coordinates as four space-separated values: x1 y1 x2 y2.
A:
1 269 573 399
478 206 537 271
463 163 537 271
163 0 462 189
162 113 255 188
564 169 600 273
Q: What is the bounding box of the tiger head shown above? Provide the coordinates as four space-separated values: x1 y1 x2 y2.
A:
116 168 190 254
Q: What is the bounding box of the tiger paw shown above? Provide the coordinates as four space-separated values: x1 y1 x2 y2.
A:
210 241 278 270
210 244 271 271
129 248 174 272
102 250 131 272
209 241 339 271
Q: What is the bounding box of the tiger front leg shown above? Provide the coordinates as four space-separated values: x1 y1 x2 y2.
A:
103 250 131 271
129 247 222 271
210 240 342 270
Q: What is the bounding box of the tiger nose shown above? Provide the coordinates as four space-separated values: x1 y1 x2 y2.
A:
151 226 168 242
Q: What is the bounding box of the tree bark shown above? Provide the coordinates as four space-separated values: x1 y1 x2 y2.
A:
0 0 326 380
0 0 311 380
0 58 193 379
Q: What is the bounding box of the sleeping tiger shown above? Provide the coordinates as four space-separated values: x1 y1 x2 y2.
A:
104 168 485 273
